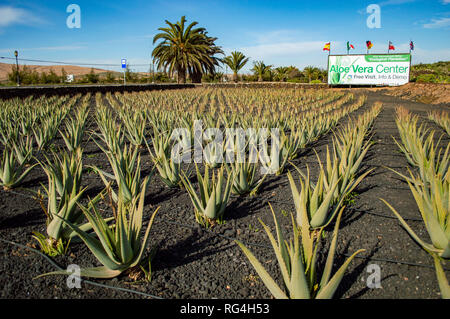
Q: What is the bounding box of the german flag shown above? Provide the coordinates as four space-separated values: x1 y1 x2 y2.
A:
366 41 373 49
323 42 331 51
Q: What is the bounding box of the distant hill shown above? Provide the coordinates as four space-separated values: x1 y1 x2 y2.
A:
0 62 113 82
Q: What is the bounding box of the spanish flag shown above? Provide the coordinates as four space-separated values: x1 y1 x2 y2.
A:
323 42 331 51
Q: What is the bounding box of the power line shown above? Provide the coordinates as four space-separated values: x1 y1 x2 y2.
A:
0 56 149 67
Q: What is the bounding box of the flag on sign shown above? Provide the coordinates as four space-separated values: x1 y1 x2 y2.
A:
347 41 355 50
410 41 414 51
389 41 395 50
323 42 331 51
366 41 373 49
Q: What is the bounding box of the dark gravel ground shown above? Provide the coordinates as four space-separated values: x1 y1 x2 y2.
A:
0 89 449 300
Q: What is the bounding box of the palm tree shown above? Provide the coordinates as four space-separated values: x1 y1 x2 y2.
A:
223 51 249 83
189 31 223 83
275 66 289 82
303 66 319 83
152 16 222 84
251 61 272 82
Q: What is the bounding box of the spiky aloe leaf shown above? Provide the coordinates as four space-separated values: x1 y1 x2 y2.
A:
315 248 365 299
433 255 450 299
235 240 288 299
380 198 443 256
35 266 123 279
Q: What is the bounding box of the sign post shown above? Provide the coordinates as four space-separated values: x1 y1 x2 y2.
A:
14 50 20 86
121 59 127 85
327 53 411 86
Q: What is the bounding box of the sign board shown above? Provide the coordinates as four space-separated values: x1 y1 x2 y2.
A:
121 59 127 69
328 54 411 86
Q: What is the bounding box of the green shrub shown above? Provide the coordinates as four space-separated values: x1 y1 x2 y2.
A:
416 74 437 83
83 68 99 83
105 71 116 83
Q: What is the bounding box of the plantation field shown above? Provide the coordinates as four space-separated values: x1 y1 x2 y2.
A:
0 87 448 299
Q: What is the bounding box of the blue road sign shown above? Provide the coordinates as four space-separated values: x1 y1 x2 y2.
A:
121 59 126 69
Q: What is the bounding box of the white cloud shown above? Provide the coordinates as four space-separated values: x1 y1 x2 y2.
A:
423 17 450 28
0 6 44 27
442 0 450 4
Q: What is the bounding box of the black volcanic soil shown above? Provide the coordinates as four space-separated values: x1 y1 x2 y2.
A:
0 89 449 299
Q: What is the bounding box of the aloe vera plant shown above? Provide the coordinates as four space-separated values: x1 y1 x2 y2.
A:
181 165 234 227
381 169 449 298
287 165 342 229
32 148 102 256
10 135 34 166
92 140 144 204
203 139 226 168
317 145 374 204
60 105 89 152
394 106 449 183
381 171 449 258
428 110 450 136
284 125 308 160
33 114 64 151
121 111 147 146
0 148 37 189
38 148 85 241
226 158 266 196
146 128 182 188
236 204 364 299
259 130 289 175
38 177 159 279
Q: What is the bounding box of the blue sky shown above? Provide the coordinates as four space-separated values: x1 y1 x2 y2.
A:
0 0 449 73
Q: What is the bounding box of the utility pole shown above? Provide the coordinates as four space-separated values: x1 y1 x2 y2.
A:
14 50 20 86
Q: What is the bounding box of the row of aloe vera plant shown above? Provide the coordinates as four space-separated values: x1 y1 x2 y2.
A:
30 88 366 282
24 94 159 279
236 103 382 298
0 94 87 189
177 96 368 227
381 106 449 299
428 110 450 136
31 88 337 276
0 89 385 298
94 89 366 228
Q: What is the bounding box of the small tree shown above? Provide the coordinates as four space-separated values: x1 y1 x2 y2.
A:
29 70 40 84
45 69 60 84
251 61 272 82
303 66 321 83
125 64 137 82
274 67 289 82
105 71 116 83
223 51 249 83
61 68 67 83
85 68 99 83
